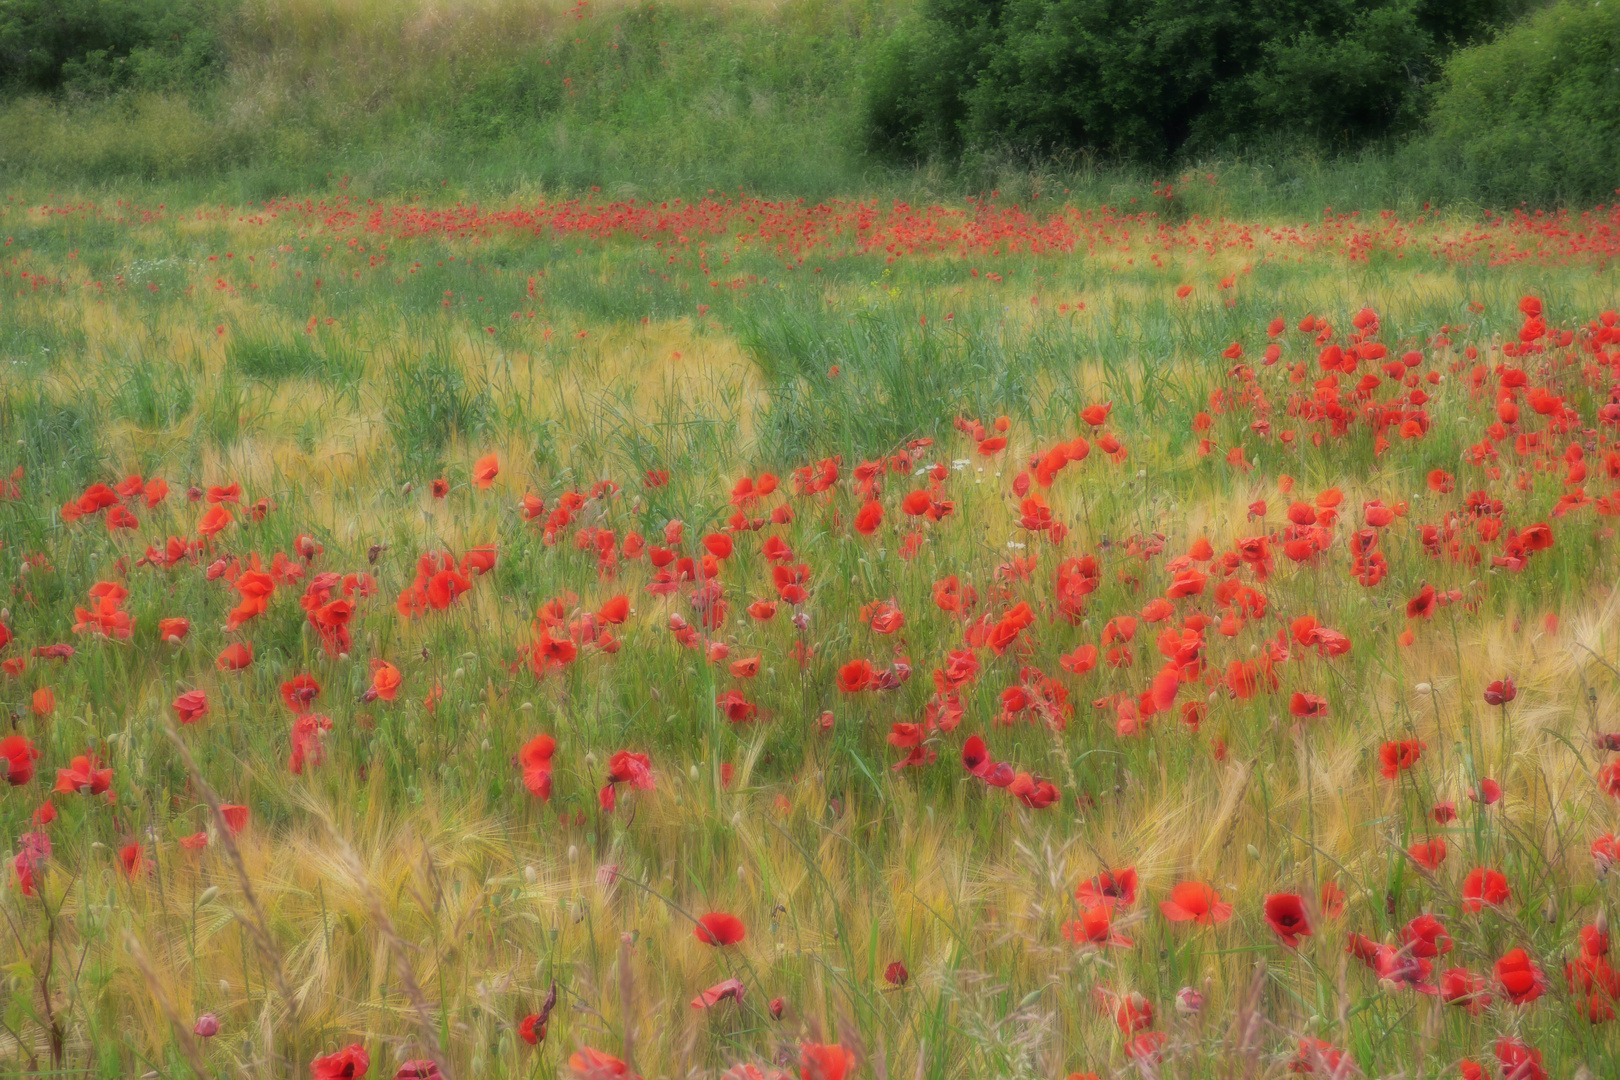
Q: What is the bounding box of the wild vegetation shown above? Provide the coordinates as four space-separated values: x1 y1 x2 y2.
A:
2 182 1620 1078
3 1 1620 1079
0 0 1613 208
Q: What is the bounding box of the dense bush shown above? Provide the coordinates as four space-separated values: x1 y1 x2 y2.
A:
1424 0 1620 205
0 0 229 95
866 0 1531 163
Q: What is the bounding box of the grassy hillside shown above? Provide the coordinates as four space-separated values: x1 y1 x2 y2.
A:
1 0 1583 215
0 0 895 195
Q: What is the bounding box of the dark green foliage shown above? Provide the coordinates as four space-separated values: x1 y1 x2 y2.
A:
866 0 1531 163
0 0 231 94
1423 0 1620 206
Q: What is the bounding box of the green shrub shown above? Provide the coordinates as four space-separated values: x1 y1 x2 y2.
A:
1424 0 1620 205
866 0 1530 163
0 0 231 95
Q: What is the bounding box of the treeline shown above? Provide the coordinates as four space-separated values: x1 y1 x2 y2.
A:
0 0 229 94
868 0 1525 161
866 0 1618 204
0 0 1615 206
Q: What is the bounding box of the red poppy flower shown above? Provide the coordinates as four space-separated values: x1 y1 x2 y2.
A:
54 753 113 795
1290 1038 1351 1075
694 912 746 945
598 595 629 624
1592 834 1620 872
1401 914 1453 958
518 734 555 799
393 1063 441 1080
836 659 875 693
1076 866 1137 909
1378 739 1425 779
1462 867 1511 911
216 642 253 671
1062 903 1133 948
119 843 144 878
1484 678 1516 706
883 960 909 985
1408 836 1447 870
280 675 321 713
516 983 557 1046
1318 880 1345 919
288 713 333 775
797 1043 855 1080
1159 882 1232 925
368 659 402 702
567 1047 631 1078
158 617 190 641
1009 773 1059 808
605 751 653 792
1440 968 1492 1014
197 504 234 539
1 734 40 785
219 804 250 835
310 1044 370 1079
1493 1038 1546 1080
1124 1031 1167 1063
1288 692 1328 719
853 501 883 535
1494 947 1546 1004
691 977 746 1009
1405 584 1437 620
1263 893 1311 947
472 453 499 489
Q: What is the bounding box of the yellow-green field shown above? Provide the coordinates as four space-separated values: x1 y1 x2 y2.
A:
3 187 1620 1080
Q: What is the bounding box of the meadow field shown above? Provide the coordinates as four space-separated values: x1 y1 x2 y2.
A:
2 181 1620 1080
